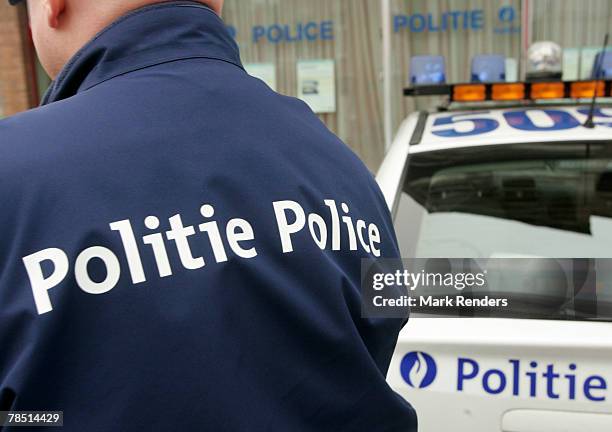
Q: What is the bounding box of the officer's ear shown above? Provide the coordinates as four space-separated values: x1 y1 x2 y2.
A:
43 0 66 28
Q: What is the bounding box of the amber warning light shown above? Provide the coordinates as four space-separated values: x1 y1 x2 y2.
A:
405 80 612 102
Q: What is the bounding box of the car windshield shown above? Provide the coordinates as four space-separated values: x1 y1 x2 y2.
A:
395 141 612 320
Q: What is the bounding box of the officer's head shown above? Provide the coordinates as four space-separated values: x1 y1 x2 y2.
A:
17 0 224 79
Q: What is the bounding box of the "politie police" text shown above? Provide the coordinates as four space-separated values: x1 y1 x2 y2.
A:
22 199 382 315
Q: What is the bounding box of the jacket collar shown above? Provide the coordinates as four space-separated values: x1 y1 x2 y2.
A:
42 1 243 105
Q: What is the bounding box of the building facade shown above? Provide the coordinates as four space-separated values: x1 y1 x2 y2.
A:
0 2 37 117
2 1 612 170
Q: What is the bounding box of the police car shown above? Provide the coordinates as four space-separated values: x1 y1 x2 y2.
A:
378 51 612 431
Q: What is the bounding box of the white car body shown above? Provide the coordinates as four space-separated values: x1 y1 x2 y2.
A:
378 106 612 432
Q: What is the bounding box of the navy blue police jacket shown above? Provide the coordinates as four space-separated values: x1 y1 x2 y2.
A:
0 2 416 431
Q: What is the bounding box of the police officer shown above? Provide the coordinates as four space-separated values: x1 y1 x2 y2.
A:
0 1 416 430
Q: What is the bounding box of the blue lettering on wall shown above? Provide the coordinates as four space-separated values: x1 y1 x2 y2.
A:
393 15 407 33
232 7 518 41
427 14 440 32
252 26 265 42
447 11 461 30
267 25 283 43
320 20 334 40
410 14 426 32
394 8 488 33
250 21 335 44
470 10 484 30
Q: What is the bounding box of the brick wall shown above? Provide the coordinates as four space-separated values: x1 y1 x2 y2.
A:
0 2 32 117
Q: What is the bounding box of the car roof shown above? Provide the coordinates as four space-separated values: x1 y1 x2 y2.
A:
411 105 612 154
376 105 612 215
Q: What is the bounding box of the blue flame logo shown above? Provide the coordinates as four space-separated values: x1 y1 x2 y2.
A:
400 351 437 388
498 6 516 23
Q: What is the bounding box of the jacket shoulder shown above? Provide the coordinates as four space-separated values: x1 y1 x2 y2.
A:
0 95 97 178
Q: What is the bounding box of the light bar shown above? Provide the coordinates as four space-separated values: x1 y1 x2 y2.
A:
492 83 525 100
530 82 564 99
570 81 605 98
404 79 612 102
454 84 486 101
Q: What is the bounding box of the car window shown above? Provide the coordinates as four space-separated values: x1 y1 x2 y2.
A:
395 141 612 320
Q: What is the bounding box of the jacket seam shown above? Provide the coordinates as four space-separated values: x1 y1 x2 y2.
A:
80 55 246 93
